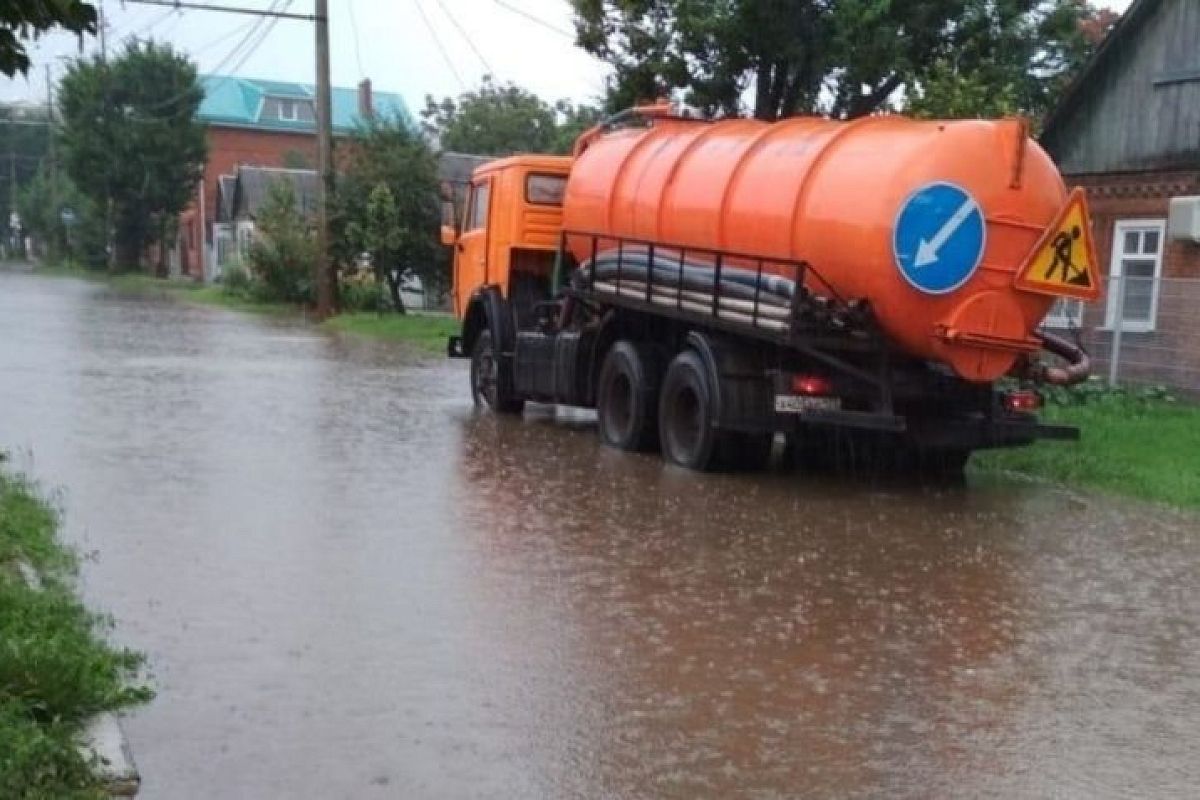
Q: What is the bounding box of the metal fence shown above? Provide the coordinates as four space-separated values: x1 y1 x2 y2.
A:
1041 275 1200 396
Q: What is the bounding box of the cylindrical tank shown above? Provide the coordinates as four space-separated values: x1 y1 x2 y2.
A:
562 114 1067 382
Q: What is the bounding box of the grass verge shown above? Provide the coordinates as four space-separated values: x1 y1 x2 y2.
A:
0 466 152 800
972 397 1200 509
321 311 458 354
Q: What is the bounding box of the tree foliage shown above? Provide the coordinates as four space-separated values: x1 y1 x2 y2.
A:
422 76 602 155
57 40 207 270
245 181 315 305
334 118 443 308
571 0 1107 122
0 0 96 77
16 168 105 266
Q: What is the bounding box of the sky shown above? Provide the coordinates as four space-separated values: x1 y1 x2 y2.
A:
0 0 1136 114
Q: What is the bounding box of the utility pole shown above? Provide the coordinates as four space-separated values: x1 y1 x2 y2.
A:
314 0 334 318
46 64 58 258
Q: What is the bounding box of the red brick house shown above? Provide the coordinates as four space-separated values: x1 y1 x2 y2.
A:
1039 0 1200 392
176 75 411 280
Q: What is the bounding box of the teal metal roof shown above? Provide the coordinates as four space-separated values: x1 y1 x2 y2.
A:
197 75 413 134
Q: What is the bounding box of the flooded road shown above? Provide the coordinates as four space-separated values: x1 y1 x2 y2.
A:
1 269 1198 799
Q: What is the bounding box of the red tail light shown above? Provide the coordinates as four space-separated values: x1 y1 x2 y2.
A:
791 374 833 396
1004 390 1041 412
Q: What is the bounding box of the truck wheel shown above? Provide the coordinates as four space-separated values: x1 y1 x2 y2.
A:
470 330 524 414
596 340 663 451
658 350 721 470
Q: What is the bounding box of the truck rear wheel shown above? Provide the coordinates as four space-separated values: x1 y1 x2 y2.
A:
471 330 524 414
658 350 721 470
596 340 663 451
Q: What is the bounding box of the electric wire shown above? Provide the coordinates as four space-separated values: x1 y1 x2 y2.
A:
491 0 573 39
346 0 366 78
435 0 494 77
413 0 466 90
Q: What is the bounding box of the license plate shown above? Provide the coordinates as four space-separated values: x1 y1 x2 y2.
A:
774 395 842 414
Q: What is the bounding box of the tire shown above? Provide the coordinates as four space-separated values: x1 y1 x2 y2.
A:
596 340 664 451
658 349 721 470
470 330 524 414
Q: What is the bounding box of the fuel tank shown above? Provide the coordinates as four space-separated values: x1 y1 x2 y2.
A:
562 113 1071 382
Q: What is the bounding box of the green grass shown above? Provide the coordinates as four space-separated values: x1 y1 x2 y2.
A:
322 311 458 353
0 468 152 800
972 397 1200 509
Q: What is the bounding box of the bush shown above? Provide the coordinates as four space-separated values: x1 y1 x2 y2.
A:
245 182 315 305
1040 376 1178 407
0 471 152 799
220 263 253 298
339 278 386 312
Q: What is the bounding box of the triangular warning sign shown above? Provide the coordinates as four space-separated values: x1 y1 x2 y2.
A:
1014 187 1101 301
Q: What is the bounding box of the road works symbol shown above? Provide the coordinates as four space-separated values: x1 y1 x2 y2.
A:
893 182 986 295
1014 187 1101 302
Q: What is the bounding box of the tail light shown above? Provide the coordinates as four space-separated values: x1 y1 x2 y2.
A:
791 374 834 396
1004 390 1041 413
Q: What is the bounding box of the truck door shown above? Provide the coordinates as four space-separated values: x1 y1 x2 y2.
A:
455 178 491 315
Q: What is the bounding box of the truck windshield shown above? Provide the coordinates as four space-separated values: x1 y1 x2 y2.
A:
526 174 566 206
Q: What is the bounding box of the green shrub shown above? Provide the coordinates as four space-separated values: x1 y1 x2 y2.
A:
245 182 315 305
339 276 386 312
1040 376 1178 407
220 263 253 298
0 471 152 799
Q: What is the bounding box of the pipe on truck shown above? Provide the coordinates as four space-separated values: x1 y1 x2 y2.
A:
563 110 1070 383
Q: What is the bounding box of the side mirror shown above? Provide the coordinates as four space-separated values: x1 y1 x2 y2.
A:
440 224 457 247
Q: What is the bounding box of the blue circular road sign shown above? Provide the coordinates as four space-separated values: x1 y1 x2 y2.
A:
892 182 985 295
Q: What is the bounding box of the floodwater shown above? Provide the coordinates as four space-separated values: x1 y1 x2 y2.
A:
1 268 1198 799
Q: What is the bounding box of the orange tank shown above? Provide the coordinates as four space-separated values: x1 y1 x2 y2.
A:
562 114 1072 382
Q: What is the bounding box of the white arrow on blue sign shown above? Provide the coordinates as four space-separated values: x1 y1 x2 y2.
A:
892 182 986 295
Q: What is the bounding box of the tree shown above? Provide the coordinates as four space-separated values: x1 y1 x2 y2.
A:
1 1 96 77
571 0 1106 122
908 0 1104 123
16 167 104 265
57 40 207 271
334 118 442 309
245 181 315 304
422 76 602 155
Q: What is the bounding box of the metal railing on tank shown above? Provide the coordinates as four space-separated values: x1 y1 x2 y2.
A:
558 230 853 339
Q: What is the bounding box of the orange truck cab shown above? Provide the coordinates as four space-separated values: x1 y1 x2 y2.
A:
444 107 1099 474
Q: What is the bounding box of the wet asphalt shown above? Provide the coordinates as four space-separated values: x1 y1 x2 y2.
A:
1 268 1198 799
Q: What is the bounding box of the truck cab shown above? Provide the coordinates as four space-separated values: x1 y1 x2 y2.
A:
444 155 572 328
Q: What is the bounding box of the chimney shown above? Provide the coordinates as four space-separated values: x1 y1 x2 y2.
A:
357 78 373 120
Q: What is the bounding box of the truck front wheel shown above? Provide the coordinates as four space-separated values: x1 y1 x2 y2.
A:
596 340 663 451
471 330 524 414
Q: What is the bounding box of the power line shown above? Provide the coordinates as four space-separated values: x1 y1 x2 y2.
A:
435 0 494 77
413 0 466 90
122 0 319 22
492 0 573 39
346 0 366 78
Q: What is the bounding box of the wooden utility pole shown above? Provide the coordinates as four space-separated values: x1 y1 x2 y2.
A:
313 0 335 318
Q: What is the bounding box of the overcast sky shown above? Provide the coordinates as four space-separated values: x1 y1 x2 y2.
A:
0 0 1136 113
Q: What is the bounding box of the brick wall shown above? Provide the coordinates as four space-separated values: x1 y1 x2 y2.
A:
181 126 318 277
1062 169 1200 395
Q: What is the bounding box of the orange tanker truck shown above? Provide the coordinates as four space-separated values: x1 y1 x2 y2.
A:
442 105 1101 473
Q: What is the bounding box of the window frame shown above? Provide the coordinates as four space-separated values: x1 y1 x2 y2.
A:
1042 297 1084 329
278 99 298 122
465 179 491 232
524 172 567 206
1104 218 1166 333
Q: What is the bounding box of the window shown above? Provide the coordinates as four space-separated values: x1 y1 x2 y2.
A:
1105 219 1165 332
526 173 566 205
278 99 298 121
466 181 491 231
1043 297 1084 329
